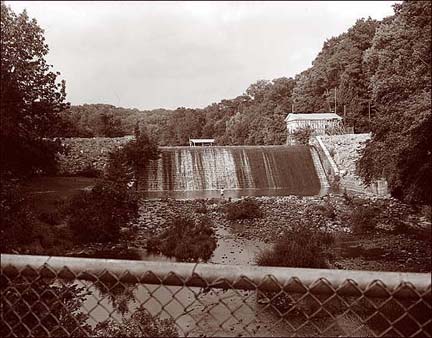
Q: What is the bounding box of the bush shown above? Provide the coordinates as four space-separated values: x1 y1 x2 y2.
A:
34 224 74 255
0 178 36 250
1 277 91 337
313 202 336 220
329 175 341 191
350 205 379 233
94 305 178 337
147 215 216 262
256 226 334 313
37 210 63 225
256 226 334 269
292 126 313 145
75 164 102 178
194 200 208 214
342 190 354 205
224 198 262 220
66 180 138 243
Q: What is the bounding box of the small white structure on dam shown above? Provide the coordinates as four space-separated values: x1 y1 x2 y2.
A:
285 113 342 136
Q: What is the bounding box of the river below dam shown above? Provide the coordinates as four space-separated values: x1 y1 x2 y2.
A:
79 216 287 336
77 210 347 337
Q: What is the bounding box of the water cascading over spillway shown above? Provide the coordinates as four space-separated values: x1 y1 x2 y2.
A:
141 145 321 196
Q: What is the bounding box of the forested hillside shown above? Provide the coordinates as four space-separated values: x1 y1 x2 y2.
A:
57 104 172 138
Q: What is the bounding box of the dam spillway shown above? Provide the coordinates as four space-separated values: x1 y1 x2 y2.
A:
140 145 322 198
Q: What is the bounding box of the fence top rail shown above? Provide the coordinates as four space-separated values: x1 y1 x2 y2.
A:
1 254 430 299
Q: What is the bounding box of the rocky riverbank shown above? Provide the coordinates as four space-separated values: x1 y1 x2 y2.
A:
67 194 431 273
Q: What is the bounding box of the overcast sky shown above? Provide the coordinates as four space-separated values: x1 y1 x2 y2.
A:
9 1 396 110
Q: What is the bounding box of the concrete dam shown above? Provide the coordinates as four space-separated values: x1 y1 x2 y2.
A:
140 145 322 198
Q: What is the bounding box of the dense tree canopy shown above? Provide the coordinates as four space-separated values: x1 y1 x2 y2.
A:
357 1 431 204
1 2 68 176
57 103 172 137
291 18 379 132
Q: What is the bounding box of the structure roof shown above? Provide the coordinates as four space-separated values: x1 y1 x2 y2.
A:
285 113 342 122
189 138 215 143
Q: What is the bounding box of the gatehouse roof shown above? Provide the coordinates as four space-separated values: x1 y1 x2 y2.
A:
189 139 215 143
285 113 342 122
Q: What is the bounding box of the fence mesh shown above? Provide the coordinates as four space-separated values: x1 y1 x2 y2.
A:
1 254 431 337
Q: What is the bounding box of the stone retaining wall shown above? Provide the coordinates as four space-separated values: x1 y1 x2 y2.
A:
313 134 388 196
57 136 134 175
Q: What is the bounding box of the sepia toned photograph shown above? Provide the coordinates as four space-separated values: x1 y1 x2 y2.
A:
1 1 431 337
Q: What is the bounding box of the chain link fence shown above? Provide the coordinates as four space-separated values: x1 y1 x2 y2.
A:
1 254 431 337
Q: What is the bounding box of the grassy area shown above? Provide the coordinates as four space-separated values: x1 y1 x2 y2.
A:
21 176 96 214
2 176 96 255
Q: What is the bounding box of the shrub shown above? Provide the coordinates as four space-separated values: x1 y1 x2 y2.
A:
75 164 102 178
393 221 409 234
256 227 334 313
0 178 36 250
313 202 336 220
329 175 341 191
37 210 63 225
148 215 216 262
1 277 91 337
342 190 354 205
66 180 138 243
94 305 178 337
292 126 313 145
194 200 208 214
329 147 336 158
256 226 334 269
350 205 379 233
224 198 262 220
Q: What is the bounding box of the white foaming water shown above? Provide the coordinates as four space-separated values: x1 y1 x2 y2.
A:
238 149 255 188
142 146 320 194
178 149 195 190
262 151 276 189
201 148 239 190
145 148 241 191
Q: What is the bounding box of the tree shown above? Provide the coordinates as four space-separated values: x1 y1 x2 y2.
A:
1 3 68 177
99 113 126 137
358 1 432 204
66 180 139 243
120 123 160 190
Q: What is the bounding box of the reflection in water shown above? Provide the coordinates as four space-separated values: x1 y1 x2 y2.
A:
82 282 302 337
93 279 137 316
